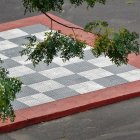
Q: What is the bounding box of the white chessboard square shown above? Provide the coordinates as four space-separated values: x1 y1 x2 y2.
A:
88 56 113 67
12 55 32 65
8 65 35 77
53 57 83 66
40 67 74 79
69 81 105 94
0 40 18 51
117 69 140 82
31 93 55 103
17 95 40 107
29 80 64 92
0 53 8 60
78 68 113 80
0 29 28 39
32 30 54 41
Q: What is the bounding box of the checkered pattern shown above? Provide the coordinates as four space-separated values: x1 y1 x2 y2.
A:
0 24 140 110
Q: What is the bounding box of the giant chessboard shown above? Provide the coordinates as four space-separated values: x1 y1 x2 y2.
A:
0 24 140 110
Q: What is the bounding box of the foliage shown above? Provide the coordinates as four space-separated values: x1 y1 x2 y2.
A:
0 63 22 122
22 0 106 13
21 31 86 66
85 21 139 66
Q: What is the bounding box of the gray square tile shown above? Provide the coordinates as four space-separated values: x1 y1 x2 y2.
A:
45 87 79 100
0 37 4 41
20 73 49 85
64 61 98 73
1 46 23 58
0 59 21 69
20 24 49 34
9 35 30 46
94 75 128 87
103 64 136 74
12 100 29 110
26 62 59 72
83 49 95 60
55 74 89 86
16 86 38 98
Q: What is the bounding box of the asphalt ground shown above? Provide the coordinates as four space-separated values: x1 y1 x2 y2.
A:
0 0 140 139
1 97 140 140
0 0 140 33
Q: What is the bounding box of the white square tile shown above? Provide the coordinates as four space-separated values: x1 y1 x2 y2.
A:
8 65 35 77
17 95 42 107
117 69 140 82
0 53 8 60
40 67 74 79
53 57 83 66
78 68 113 80
0 40 18 51
31 93 55 103
12 55 32 65
29 80 64 92
32 30 54 41
88 56 113 67
69 81 105 93
0 29 28 39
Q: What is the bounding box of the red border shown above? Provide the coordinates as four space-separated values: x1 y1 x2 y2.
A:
0 14 140 133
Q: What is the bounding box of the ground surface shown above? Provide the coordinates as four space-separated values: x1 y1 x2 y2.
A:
0 0 140 139
1 97 140 140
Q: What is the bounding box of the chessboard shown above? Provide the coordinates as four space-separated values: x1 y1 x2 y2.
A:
0 24 140 110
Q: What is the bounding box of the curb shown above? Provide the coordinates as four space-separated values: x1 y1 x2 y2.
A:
0 14 140 133
0 80 140 133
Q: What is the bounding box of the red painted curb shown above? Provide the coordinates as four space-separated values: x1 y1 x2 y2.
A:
0 14 140 133
0 14 97 46
0 80 140 133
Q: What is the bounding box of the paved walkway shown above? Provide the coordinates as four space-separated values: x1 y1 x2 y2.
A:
0 14 140 132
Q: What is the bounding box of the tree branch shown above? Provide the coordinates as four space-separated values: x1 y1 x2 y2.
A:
41 11 86 32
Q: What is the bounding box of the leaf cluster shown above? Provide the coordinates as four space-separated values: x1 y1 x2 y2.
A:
22 0 106 13
85 21 139 66
0 65 22 122
21 31 86 66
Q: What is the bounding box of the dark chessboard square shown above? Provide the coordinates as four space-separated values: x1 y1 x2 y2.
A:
0 59 21 69
16 86 38 98
103 64 136 74
26 61 59 72
55 74 88 86
0 37 4 41
94 75 128 88
45 87 79 100
9 35 30 46
19 24 49 34
83 49 96 60
12 100 28 110
64 61 98 73
1 47 23 58
20 73 49 85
